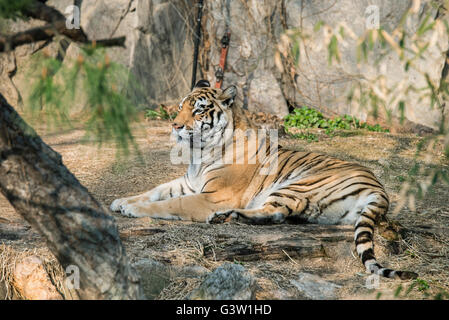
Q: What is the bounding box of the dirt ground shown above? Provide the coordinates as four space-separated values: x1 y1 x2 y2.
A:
1 118 448 300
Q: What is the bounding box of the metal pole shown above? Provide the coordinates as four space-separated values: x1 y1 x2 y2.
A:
191 0 204 90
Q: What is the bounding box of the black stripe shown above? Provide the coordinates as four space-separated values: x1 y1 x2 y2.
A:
255 136 266 157
252 166 275 199
269 192 297 201
361 213 376 223
295 155 326 174
274 151 297 183
211 198 231 204
339 181 384 192
184 176 195 193
266 201 285 208
180 184 185 196
290 152 312 166
382 269 393 278
208 108 216 125
367 202 388 209
377 192 390 204
355 231 373 241
284 186 311 193
301 175 332 187
355 237 372 245
206 166 225 173
287 153 317 171
321 174 378 193
316 163 357 173
323 187 370 209
361 248 375 263
340 210 350 219
355 221 374 232
302 157 328 172
201 176 221 192
192 109 203 115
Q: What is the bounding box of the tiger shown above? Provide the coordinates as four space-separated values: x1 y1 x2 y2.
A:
110 79 417 280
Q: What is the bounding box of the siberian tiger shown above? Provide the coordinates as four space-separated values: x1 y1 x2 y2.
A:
110 79 417 280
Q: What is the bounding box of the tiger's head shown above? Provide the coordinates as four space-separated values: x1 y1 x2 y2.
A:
172 80 237 149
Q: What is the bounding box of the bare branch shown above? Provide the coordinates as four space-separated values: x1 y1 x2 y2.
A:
0 0 125 53
22 0 69 24
0 26 126 52
93 36 126 48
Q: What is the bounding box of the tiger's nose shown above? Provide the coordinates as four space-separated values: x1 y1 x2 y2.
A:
172 122 184 130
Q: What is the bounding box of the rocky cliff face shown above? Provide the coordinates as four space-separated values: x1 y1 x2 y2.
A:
1 0 448 130
200 0 449 129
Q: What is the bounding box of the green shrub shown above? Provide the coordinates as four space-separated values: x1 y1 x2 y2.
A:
284 106 389 140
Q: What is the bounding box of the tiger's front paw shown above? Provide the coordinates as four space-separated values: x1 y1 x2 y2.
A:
110 198 126 212
120 204 144 218
206 210 239 224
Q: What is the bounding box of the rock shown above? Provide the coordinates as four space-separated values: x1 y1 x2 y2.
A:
132 259 173 300
80 0 134 67
189 263 256 300
179 265 209 279
268 289 300 300
203 0 283 114
80 0 194 106
13 256 62 300
132 258 208 299
0 0 194 109
290 272 341 300
248 69 289 117
284 0 448 130
201 0 449 130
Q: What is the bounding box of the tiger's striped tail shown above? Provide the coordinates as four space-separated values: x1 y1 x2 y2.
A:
354 196 418 280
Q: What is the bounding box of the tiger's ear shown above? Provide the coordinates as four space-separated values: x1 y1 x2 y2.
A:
219 85 237 108
194 79 210 88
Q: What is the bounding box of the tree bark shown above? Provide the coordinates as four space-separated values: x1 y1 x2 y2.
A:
0 93 144 299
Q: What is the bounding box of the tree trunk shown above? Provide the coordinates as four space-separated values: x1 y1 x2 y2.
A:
0 93 144 299
204 224 354 262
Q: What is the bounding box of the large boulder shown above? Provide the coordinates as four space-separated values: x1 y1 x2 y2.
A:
80 0 195 107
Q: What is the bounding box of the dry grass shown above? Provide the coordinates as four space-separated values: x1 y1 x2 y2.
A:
0 119 448 300
157 277 203 300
